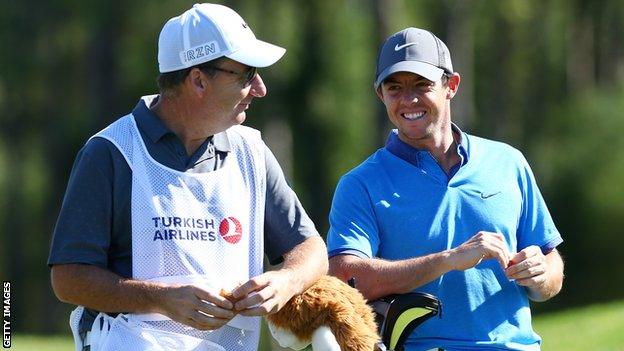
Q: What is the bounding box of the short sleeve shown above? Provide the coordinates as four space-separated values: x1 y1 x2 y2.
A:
263 145 319 265
516 153 563 253
326 174 380 259
47 138 116 268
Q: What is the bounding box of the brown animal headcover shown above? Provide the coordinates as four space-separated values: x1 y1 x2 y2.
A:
266 275 380 351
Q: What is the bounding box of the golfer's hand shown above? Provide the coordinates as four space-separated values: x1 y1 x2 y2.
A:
230 270 297 316
449 231 511 271
157 284 235 330
504 245 548 287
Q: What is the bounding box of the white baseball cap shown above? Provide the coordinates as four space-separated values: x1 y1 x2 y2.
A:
158 3 286 73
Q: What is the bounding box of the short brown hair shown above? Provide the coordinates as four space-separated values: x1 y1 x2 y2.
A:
440 72 453 86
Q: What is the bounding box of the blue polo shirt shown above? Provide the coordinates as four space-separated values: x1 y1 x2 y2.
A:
327 127 562 350
48 96 319 332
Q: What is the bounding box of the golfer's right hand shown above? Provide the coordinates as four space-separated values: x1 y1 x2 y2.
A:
448 231 511 271
156 284 235 330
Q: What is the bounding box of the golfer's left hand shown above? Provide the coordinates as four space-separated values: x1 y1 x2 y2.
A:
504 245 547 288
229 269 297 316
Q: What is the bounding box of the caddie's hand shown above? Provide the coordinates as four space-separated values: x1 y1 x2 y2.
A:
449 231 511 271
157 284 235 330
230 270 296 316
505 245 548 288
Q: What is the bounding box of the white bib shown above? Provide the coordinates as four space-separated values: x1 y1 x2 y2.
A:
76 97 266 351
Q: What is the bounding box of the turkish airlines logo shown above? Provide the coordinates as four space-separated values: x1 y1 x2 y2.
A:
219 217 243 244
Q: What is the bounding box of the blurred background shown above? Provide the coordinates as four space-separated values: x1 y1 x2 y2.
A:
1 0 623 349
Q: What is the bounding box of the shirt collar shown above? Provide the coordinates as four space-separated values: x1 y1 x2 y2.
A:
132 95 231 152
385 123 469 168
212 130 231 152
453 123 469 164
132 95 171 144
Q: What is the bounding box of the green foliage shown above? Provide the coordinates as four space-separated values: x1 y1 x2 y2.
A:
531 85 624 308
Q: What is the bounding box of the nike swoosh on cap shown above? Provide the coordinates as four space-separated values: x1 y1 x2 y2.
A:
394 42 418 51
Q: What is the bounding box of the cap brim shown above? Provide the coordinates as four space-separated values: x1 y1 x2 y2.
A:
226 39 286 68
374 61 444 88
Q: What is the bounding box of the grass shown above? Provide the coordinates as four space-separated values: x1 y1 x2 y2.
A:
8 334 74 351
10 300 624 350
533 300 624 351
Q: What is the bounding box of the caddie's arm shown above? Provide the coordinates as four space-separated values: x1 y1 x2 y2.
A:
231 235 328 316
51 263 236 330
229 146 328 316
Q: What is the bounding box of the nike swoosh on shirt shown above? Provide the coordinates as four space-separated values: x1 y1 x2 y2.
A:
480 191 501 199
394 42 418 51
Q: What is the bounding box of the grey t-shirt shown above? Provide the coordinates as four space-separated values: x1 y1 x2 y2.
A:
48 97 318 331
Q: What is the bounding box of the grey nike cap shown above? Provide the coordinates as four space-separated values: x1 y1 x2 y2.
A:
374 27 453 88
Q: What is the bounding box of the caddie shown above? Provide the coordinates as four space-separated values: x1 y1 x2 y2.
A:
48 3 327 350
